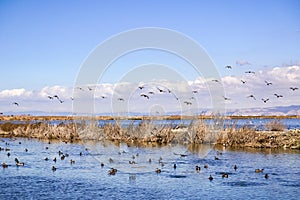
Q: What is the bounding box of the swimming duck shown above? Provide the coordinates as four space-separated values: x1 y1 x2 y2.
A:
195 166 201 172
2 163 8 168
173 163 177 169
70 159 75 164
222 173 229 178
53 157 57 162
204 164 208 169
109 158 114 163
108 168 117 175
234 165 238 171
209 175 213 181
15 158 24 166
265 173 269 179
155 168 161 174
100 162 104 167
44 157 49 161
52 166 57 171
148 158 152 163
214 156 220 160
129 161 136 164
255 169 264 173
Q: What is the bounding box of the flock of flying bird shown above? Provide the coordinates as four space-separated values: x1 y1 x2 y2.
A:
9 65 299 109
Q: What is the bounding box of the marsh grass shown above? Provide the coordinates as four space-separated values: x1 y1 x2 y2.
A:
1 118 299 148
265 119 286 131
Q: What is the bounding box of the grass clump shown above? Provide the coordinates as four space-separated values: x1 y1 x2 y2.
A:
265 119 286 131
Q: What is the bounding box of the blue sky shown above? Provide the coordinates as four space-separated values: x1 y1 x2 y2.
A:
0 0 299 114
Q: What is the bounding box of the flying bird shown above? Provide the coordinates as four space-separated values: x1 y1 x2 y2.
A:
245 71 255 74
148 91 154 95
47 96 54 100
59 100 64 103
117 98 125 101
192 90 198 93
184 101 192 105
247 95 256 100
87 87 93 91
241 80 246 84
274 94 283 98
222 96 231 101
140 94 149 99
212 79 220 83
225 65 232 69
261 98 269 103
53 95 60 100
289 87 298 91
264 81 272 86
156 87 166 93
138 86 144 90
13 102 19 106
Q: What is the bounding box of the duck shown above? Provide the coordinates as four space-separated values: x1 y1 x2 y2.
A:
209 175 213 181
222 173 229 178
173 163 177 169
204 164 208 169
265 173 269 179
234 165 238 171
52 166 57 171
195 166 201 172
255 169 264 173
155 168 162 173
2 163 8 168
70 159 75 164
108 168 117 175
100 162 104 167
129 160 136 165
44 157 49 161
53 157 57 162
15 158 24 166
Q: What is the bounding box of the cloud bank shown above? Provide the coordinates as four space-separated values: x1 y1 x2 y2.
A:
0 65 299 115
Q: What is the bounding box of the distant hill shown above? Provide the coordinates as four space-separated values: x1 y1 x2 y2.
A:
1 105 300 116
226 105 300 116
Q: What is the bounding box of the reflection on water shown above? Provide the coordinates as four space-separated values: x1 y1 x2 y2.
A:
0 138 299 199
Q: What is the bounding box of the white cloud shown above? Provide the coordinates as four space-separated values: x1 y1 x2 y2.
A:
0 88 32 98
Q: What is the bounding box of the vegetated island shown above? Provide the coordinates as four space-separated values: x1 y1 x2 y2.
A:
0 115 300 150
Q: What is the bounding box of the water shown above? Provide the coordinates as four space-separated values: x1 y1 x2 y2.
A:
0 137 299 199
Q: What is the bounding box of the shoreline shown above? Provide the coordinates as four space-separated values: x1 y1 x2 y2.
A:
1 114 300 122
0 118 299 150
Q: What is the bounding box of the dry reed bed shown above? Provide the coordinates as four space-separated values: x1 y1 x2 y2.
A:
0 120 300 149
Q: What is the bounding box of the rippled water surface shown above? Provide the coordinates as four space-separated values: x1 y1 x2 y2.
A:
0 138 299 199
